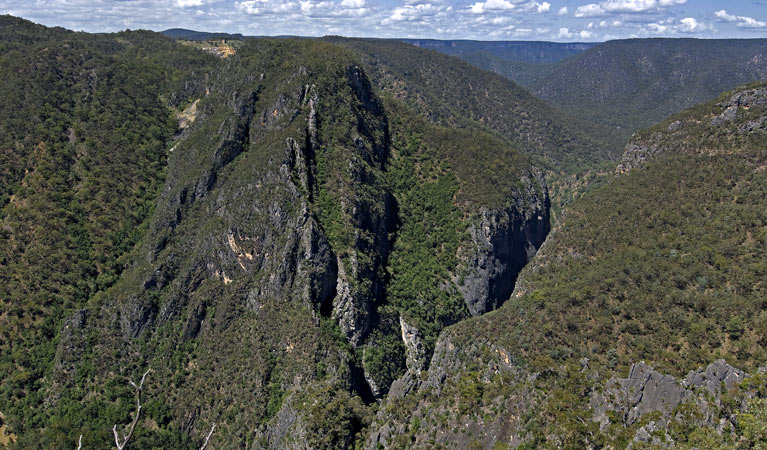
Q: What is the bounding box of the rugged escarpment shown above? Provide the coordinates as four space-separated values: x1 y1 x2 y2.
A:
49 40 401 447
361 81 767 448
6 32 553 448
8 17 767 450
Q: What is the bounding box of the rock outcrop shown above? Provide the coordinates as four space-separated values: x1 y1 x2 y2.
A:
399 316 427 374
591 362 688 428
457 171 550 316
366 329 534 450
615 139 665 174
618 85 767 173
591 360 746 430
711 86 767 125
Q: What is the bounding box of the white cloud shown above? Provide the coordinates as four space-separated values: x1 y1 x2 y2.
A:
589 19 622 28
604 0 655 13
715 10 767 29
738 16 767 29
236 0 298 15
390 5 430 20
715 10 738 22
175 0 203 7
556 27 595 39
678 17 712 33
575 4 605 18
383 2 452 24
468 0 550 14
235 0 368 18
489 15 513 24
632 16 715 36
602 0 685 14
645 23 667 33
557 6 567 16
470 0 513 14
300 0 369 18
575 0 685 17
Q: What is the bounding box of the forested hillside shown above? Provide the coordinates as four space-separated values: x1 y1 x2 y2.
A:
0 15 216 447
528 39 767 138
365 82 767 448
424 38 767 143
3 15 767 450
328 37 620 174
1 17 552 448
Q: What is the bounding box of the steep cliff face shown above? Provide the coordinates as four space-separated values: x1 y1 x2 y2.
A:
364 143 550 392
2 20 559 447
457 172 549 316
315 63 393 347
49 40 397 448
129 47 394 347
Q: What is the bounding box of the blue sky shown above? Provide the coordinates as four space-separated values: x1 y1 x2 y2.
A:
2 0 766 41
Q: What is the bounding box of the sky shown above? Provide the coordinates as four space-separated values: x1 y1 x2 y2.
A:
2 0 767 42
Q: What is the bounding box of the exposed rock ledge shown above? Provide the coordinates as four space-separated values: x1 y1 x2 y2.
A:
591 360 747 446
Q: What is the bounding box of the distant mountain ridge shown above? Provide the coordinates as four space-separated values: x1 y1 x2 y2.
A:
158 29 597 65
162 28 245 40
400 37 767 143
324 37 619 173
400 39 597 64
527 38 767 137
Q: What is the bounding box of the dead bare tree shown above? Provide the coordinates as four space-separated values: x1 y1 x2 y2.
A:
73 370 216 449
113 369 151 450
199 423 216 450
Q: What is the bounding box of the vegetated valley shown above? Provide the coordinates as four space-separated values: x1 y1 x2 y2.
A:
1 15 766 449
